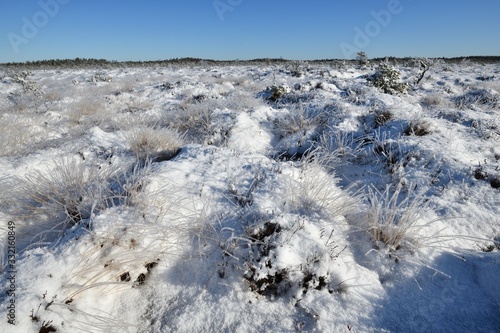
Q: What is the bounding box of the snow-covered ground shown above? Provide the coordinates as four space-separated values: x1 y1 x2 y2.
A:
0 61 499 332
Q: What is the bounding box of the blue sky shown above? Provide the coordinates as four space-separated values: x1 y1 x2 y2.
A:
1 0 499 62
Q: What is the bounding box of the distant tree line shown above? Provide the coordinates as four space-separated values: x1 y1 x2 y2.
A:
0 57 292 69
370 56 500 65
1 56 499 69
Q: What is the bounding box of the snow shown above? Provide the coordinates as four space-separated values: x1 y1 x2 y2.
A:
0 61 499 332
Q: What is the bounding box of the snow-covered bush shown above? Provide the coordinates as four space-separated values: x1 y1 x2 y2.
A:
286 61 307 77
367 63 408 95
491 177 500 189
89 70 112 82
404 119 433 136
412 58 433 86
214 155 358 300
10 70 44 97
126 126 184 162
262 85 289 103
241 216 345 298
374 109 394 127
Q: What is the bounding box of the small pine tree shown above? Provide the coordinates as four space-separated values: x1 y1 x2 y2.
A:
356 51 368 66
367 63 408 95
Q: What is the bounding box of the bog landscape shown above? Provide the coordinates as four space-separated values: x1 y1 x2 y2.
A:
0 57 499 332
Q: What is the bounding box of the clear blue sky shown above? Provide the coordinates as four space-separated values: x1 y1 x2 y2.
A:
1 0 499 63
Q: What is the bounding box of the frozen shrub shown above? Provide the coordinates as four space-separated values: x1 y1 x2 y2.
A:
367 63 408 95
286 61 307 77
481 236 500 252
156 82 175 91
236 215 346 298
413 58 433 85
126 126 184 162
404 119 432 136
262 85 289 102
374 109 393 127
89 70 112 82
10 70 44 97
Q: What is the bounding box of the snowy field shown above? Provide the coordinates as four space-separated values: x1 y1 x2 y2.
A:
0 60 499 332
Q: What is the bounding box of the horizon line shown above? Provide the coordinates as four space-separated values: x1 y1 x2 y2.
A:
2 55 500 66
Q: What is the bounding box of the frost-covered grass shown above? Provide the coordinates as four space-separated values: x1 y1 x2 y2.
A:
1 62 499 333
125 126 184 162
